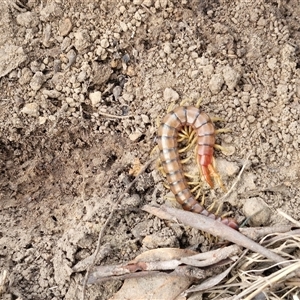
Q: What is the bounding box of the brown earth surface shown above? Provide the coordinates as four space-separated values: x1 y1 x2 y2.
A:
0 0 300 299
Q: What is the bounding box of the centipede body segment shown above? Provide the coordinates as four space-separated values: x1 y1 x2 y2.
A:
157 106 238 230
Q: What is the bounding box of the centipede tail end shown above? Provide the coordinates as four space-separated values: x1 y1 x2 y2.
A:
200 165 214 188
221 218 239 230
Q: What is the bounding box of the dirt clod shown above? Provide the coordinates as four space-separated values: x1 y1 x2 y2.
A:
1 0 300 299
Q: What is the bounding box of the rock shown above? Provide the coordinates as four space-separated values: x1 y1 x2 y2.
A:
91 62 112 86
40 3 63 22
209 73 224 94
119 21 128 32
215 158 239 178
143 0 153 7
129 131 143 141
65 49 77 69
243 197 272 227
163 42 172 54
16 12 39 28
113 86 122 100
247 115 256 123
142 232 178 249
39 117 47 125
141 114 150 123
59 18 72 37
126 65 136 76
74 30 91 53
30 72 46 91
100 38 109 48
222 65 240 90
77 70 87 82
42 89 61 98
89 91 102 106
42 23 52 47
202 64 214 77
61 37 71 51
19 67 33 85
0 45 27 78
163 88 179 101
22 103 39 117
267 57 277 70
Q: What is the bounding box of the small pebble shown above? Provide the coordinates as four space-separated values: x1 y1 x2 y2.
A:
163 87 179 101
30 72 46 91
129 131 142 141
21 103 39 117
243 197 272 227
222 65 240 90
59 18 73 37
209 74 224 94
16 12 39 28
89 91 102 106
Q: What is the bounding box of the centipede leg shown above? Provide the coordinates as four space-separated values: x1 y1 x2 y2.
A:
211 116 226 123
213 144 231 156
166 102 177 113
215 128 231 134
150 145 159 157
208 164 226 192
179 98 191 106
207 200 218 213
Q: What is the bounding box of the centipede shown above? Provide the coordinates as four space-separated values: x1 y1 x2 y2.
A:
157 105 238 230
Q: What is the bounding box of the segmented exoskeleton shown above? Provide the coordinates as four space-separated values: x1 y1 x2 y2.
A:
157 106 238 230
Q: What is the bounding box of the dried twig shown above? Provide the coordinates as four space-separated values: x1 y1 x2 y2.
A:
98 110 132 119
278 209 300 227
184 249 248 294
81 156 157 300
87 245 241 284
181 245 240 267
234 260 300 300
161 205 294 268
239 225 293 241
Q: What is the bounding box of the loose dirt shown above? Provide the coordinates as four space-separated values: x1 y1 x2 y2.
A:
0 0 299 299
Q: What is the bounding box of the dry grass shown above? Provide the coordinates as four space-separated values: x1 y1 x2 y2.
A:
200 218 300 300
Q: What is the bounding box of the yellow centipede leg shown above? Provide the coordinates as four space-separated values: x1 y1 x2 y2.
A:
215 128 231 134
211 116 226 123
181 155 193 164
195 98 202 108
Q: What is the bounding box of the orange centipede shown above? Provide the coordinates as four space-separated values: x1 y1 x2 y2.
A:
157 106 238 230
